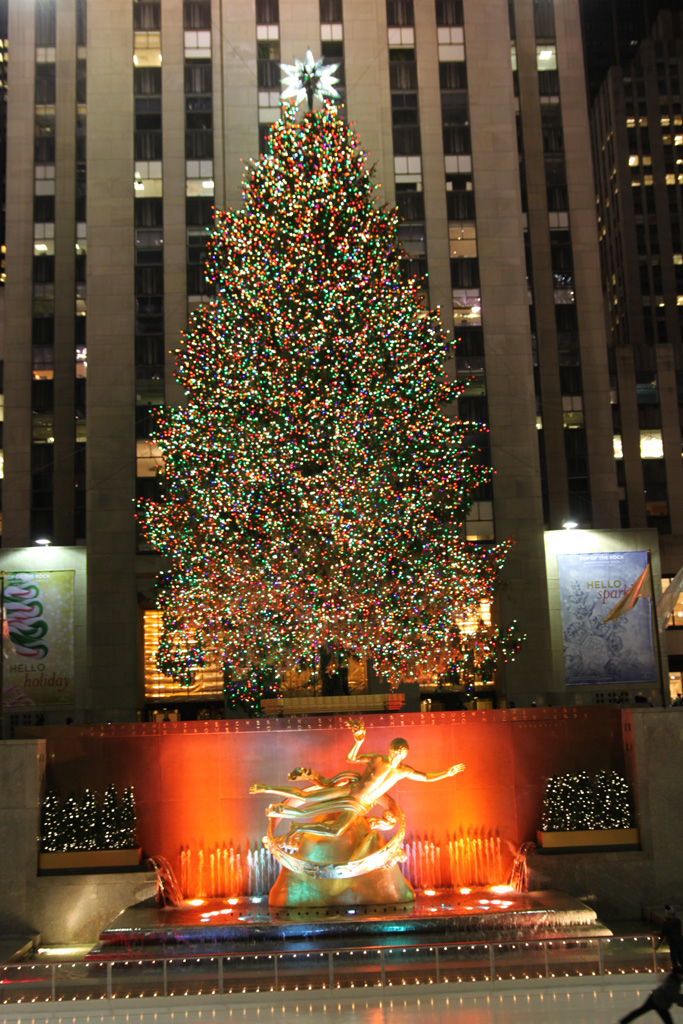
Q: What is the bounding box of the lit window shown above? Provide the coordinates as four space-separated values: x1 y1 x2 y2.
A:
137 439 164 477
628 155 639 166
674 254 683 265
510 42 517 72
186 159 215 197
452 290 481 326
457 598 492 632
134 161 163 197
466 501 494 541
34 223 55 255
536 45 557 71
661 586 683 631
256 24 279 40
143 610 224 700
640 430 663 459
438 42 464 62
449 223 477 259
184 30 211 59
134 31 162 67
613 435 623 459
666 174 676 185
389 26 416 47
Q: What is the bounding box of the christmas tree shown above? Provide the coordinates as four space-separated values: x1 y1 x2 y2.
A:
80 789 100 850
117 787 138 849
41 791 63 853
61 793 80 851
593 770 632 829
99 784 120 850
142 102 513 687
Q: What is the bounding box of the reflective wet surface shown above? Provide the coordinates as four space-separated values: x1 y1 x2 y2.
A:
0 976 664 1024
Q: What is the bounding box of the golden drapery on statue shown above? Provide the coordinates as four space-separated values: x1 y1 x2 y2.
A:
250 718 465 907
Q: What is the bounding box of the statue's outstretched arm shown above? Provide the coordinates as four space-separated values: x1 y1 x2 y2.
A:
405 762 466 782
249 781 308 799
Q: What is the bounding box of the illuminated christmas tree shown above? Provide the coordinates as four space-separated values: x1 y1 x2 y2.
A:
142 102 513 688
593 770 632 829
118 787 138 849
80 789 99 850
40 791 63 853
99 784 119 850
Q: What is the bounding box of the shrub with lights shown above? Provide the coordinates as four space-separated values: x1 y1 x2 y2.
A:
40 791 63 852
541 770 633 831
592 769 633 829
142 102 522 693
40 785 138 852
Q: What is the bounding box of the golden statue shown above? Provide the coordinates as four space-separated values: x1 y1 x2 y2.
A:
250 719 465 907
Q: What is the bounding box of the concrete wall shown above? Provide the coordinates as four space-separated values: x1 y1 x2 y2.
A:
0 740 155 946
0 741 45 937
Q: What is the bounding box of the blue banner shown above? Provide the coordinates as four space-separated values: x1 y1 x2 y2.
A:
557 550 657 685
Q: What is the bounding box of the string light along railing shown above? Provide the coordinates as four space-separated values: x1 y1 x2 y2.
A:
0 933 667 1003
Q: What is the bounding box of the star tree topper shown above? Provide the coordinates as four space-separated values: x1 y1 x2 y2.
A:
280 49 340 111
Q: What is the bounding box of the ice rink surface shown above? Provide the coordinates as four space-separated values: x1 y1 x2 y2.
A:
0 976 669 1024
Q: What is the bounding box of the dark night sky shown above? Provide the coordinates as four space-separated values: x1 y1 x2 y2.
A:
580 0 683 103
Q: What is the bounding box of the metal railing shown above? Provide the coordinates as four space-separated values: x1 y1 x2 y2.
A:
0 933 669 1004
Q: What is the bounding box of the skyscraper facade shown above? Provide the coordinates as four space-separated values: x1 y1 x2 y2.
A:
2 0 627 721
591 9 683 685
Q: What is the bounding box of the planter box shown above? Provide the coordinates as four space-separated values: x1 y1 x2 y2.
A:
536 828 640 851
39 848 142 872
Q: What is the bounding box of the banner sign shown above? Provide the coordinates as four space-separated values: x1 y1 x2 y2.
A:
557 550 657 686
2 570 75 707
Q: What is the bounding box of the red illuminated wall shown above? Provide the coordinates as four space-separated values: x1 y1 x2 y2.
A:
35 706 632 892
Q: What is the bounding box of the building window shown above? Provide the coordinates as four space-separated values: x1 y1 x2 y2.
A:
536 45 557 72
386 0 414 27
184 1 211 30
320 0 342 22
436 0 463 27
134 2 161 31
256 0 279 24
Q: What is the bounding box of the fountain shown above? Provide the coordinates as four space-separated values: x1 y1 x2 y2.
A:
170 832 509 901
90 717 610 958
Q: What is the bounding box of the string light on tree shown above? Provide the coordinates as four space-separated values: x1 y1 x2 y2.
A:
541 770 632 831
141 102 518 691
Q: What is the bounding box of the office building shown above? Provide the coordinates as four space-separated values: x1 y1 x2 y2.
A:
4 0 659 723
591 9 683 688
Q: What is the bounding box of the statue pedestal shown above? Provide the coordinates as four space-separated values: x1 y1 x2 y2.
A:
268 819 415 908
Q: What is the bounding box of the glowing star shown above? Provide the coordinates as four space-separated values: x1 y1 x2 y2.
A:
280 49 340 111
